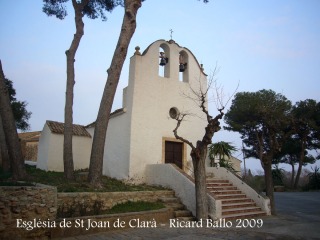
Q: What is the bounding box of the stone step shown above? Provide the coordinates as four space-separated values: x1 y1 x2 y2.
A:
207 186 237 190
159 197 180 203
207 183 233 188
222 206 262 215
221 198 253 204
207 177 267 220
174 210 193 218
164 202 185 211
222 202 256 210
161 192 176 197
206 179 230 184
209 190 242 195
222 211 267 220
213 193 247 200
159 196 195 221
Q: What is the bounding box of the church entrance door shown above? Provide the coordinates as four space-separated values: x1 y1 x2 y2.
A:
165 141 183 169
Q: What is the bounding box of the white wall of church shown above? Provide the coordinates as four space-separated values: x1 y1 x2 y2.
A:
37 123 92 172
102 111 131 179
37 124 50 171
99 40 210 182
127 40 208 181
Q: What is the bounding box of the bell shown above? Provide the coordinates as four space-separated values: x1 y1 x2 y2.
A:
160 58 167 66
179 63 185 72
179 63 187 72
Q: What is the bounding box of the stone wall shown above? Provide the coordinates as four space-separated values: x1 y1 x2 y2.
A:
0 187 175 239
0 184 57 240
57 190 174 217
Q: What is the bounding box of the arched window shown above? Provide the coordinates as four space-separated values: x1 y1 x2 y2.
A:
159 44 170 78
179 51 188 82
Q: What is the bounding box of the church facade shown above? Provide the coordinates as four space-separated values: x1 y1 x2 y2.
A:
88 39 208 182
37 39 209 182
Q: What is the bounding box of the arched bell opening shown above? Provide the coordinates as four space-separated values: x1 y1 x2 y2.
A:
159 44 170 78
179 51 189 82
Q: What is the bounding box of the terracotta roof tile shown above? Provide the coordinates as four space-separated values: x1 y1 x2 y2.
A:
46 121 91 137
18 131 41 142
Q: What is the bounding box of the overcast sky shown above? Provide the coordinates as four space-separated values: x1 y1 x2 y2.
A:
1 0 319 172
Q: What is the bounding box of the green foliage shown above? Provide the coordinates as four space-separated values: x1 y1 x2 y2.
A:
57 200 165 218
224 89 292 160
0 165 165 192
4 78 31 131
291 99 320 154
243 173 266 193
0 167 12 180
42 0 122 21
306 166 320 190
272 166 284 186
208 141 237 171
219 158 235 171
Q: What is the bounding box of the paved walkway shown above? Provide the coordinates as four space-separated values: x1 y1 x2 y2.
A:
61 192 320 240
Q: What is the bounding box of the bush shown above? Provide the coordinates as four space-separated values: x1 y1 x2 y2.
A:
305 166 320 190
272 166 284 186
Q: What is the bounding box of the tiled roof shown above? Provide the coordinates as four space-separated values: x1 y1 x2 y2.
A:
18 131 41 142
46 121 91 137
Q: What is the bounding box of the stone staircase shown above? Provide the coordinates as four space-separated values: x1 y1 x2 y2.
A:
207 178 266 220
159 195 195 221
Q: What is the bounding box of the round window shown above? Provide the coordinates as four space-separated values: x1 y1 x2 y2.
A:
169 107 180 119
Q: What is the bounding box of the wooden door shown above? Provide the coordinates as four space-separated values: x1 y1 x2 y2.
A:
165 141 183 169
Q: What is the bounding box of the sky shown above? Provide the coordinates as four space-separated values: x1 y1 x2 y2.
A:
1 0 319 173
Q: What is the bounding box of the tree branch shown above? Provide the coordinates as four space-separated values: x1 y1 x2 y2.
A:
173 114 196 151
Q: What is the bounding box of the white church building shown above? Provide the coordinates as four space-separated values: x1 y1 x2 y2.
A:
36 39 270 218
37 39 208 181
87 39 209 182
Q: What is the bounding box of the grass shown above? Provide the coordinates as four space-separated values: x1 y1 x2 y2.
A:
106 201 165 214
57 200 166 218
0 165 166 193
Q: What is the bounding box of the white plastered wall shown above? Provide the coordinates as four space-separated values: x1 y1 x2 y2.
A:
100 40 209 182
127 40 208 181
37 124 51 171
37 123 92 172
102 110 131 179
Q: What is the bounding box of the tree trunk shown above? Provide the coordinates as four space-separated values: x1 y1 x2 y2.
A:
63 0 89 180
191 145 208 220
264 160 276 215
88 0 142 185
294 141 305 189
0 115 10 172
290 161 295 189
0 60 26 179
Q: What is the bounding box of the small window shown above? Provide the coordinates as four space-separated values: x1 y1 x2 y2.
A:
169 107 180 119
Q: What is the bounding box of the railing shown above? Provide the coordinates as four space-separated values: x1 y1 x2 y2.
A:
145 164 222 219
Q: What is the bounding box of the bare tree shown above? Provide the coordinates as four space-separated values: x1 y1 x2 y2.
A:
0 60 26 179
172 77 225 220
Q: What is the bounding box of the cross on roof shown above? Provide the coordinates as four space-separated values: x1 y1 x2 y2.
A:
170 29 173 40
